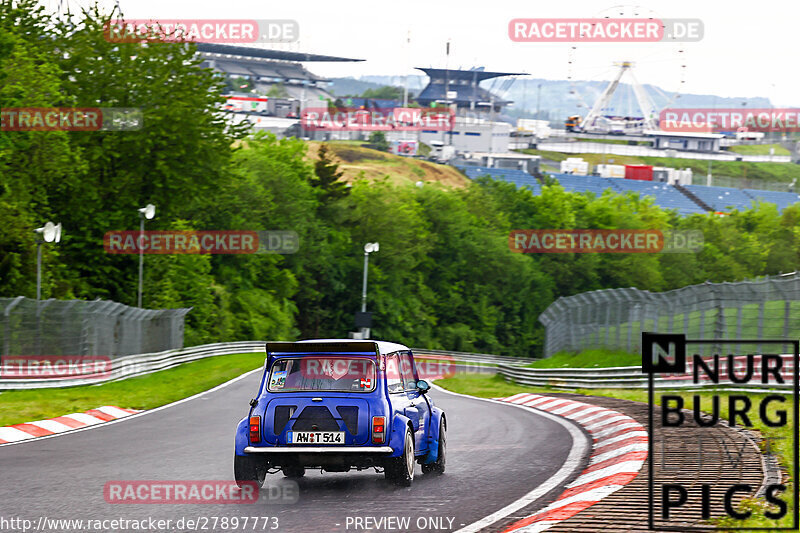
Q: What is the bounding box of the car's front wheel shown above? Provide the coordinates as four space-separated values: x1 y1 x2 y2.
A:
234 454 266 488
385 428 415 486
422 419 446 475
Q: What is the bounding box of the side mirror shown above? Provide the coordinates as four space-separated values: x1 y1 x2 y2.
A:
416 379 430 394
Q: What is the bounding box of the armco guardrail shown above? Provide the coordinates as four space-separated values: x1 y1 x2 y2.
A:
498 354 795 391
0 343 531 390
0 341 266 390
413 348 535 366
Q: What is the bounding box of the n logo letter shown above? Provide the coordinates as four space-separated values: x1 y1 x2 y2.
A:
642 333 686 374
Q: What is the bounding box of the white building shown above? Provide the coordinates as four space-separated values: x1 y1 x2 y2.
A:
644 130 724 152
416 116 511 154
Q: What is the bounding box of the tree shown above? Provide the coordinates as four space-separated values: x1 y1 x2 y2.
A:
368 131 389 152
266 83 289 98
311 144 350 202
360 86 404 100
48 4 250 302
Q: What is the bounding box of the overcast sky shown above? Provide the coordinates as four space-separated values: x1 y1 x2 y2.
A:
43 0 800 106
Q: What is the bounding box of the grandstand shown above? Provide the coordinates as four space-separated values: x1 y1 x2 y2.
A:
743 189 800 211
547 173 610 195
415 68 525 112
197 44 362 98
458 168 706 216
458 166 541 194
683 185 756 212
609 179 707 216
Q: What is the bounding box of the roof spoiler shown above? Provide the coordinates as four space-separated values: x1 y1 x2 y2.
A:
265 342 381 370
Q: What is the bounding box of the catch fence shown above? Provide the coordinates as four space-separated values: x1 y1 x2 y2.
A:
0 297 191 358
539 272 800 357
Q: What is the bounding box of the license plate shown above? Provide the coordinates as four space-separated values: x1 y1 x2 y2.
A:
288 431 344 444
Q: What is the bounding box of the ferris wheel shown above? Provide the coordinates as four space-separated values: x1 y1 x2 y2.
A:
565 5 689 134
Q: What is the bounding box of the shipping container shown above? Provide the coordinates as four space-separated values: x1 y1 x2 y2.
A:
596 164 626 178
624 164 653 181
560 157 589 175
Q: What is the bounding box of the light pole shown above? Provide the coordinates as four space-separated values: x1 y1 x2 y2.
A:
137 204 155 308
536 83 542 119
361 242 379 313
33 221 61 356
34 222 63 302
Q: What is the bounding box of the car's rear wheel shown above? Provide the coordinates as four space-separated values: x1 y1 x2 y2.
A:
282 466 305 478
422 419 446 475
234 455 266 488
385 428 415 486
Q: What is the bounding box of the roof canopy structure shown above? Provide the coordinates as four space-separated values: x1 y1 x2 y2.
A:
415 67 527 111
195 43 364 63
196 44 362 95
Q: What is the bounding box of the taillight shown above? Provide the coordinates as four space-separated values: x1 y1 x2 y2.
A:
249 416 261 443
372 416 386 444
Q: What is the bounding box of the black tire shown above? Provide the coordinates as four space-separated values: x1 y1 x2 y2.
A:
422 419 446 475
234 455 266 488
282 466 305 478
384 428 415 486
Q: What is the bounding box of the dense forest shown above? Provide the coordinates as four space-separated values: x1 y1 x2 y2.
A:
2 2 799 356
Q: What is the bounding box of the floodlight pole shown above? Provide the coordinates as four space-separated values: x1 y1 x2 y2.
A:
361 250 369 313
536 83 542 119
36 242 43 302
138 213 144 308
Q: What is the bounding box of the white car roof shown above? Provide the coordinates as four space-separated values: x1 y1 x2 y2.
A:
296 338 411 356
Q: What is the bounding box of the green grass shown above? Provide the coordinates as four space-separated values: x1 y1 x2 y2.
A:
529 349 640 368
727 144 790 156
0 352 266 426
437 373 795 530
521 149 800 183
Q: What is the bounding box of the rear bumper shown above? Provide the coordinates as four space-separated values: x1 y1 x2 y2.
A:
244 446 393 454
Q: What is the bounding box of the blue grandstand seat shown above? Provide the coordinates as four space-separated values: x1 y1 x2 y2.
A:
683 185 756 212
549 173 706 216
463 166 541 194
466 168 795 216
742 189 800 212
609 179 707 216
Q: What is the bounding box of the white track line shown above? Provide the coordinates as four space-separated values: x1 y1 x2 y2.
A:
0 367 263 448
432 384 590 533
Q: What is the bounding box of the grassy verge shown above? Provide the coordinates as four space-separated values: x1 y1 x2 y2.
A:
305 141 469 188
727 144 791 156
0 352 265 426
529 349 640 368
437 374 794 530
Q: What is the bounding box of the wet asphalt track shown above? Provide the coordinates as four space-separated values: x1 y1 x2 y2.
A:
0 369 581 533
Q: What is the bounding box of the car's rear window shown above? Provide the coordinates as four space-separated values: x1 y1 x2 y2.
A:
267 356 377 393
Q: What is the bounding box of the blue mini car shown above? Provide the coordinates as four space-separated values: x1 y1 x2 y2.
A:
234 339 446 486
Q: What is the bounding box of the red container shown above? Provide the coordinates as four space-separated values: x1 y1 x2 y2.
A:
624 165 653 180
